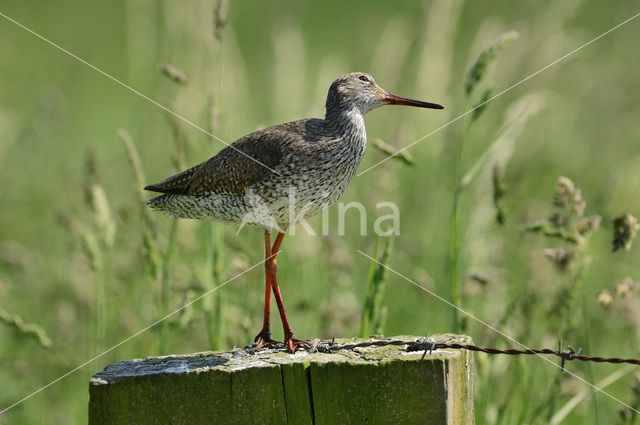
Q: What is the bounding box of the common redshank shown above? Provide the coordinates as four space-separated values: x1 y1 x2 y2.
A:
145 72 443 352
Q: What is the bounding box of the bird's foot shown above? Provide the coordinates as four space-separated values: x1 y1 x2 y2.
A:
254 328 281 350
284 335 311 353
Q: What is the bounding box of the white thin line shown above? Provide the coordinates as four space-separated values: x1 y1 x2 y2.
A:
0 10 281 176
358 11 640 176
0 253 276 414
356 249 640 414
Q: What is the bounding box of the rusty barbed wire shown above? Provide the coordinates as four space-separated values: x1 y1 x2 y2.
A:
302 337 640 369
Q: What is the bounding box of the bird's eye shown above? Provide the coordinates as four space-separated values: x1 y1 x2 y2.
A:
358 75 369 82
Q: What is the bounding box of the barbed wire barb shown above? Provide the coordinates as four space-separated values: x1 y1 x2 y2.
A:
248 336 640 368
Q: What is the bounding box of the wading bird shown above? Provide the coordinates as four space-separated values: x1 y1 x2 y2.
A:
145 72 443 352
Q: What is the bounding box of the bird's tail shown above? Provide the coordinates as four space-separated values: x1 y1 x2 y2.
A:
146 193 228 221
145 194 183 217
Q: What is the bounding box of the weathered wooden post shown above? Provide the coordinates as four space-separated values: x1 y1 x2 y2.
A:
89 334 474 424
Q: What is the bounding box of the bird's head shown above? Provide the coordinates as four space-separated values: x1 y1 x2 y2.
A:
325 72 444 117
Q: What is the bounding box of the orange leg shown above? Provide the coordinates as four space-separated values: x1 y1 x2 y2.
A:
254 230 281 348
265 232 310 353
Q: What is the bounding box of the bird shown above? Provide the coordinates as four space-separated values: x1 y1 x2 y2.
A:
144 72 443 352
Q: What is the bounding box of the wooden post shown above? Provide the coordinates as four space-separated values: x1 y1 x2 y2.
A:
89 334 474 424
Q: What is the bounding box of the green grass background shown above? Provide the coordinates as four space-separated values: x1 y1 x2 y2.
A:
1 0 640 423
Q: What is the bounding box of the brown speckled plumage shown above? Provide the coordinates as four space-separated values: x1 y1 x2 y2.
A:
144 72 443 352
145 72 443 230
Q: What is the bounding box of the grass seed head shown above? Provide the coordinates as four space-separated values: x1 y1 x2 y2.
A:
528 177 599 248
158 64 190 85
543 247 573 270
471 88 493 121
492 164 506 225
465 31 519 96
596 290 614 307
577 215 601 237
616 277 638 297
91 184 116 248
372 138 414 166
554 176 585 215
612 213 639 252
213 0 229 41
0 308 53 349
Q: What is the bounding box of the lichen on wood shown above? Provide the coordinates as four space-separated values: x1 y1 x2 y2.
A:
89 334 474 424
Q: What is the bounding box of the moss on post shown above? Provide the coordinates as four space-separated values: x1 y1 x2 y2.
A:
89 334 474 424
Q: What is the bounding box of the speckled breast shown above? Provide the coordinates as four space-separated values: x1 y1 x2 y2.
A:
244 133 367 230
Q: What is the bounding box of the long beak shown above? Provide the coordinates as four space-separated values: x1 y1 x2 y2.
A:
383 92 444 109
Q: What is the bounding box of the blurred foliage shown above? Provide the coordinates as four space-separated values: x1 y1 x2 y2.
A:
371 138 414 166
465 31 519 96
158 64 190 85
0 308 52 349
1 1 640 424
359 234 392 337
612 213 640 252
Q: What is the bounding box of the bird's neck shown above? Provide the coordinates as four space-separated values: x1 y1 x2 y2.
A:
325 106 366 140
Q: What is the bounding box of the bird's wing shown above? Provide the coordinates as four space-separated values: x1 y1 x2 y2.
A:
145 128 290 197
143 164 200 195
